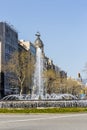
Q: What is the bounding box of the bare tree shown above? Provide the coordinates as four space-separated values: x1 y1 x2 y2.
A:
5 51 34 95
43 68 81 96
43 69 60 94
66 78 81 95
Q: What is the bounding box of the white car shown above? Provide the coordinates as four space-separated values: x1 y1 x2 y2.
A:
57 94 78 100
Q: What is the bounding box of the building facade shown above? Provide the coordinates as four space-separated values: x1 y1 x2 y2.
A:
0 22 18 98
18 40 36 94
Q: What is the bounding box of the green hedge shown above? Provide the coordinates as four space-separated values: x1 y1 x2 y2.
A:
0 107 87 113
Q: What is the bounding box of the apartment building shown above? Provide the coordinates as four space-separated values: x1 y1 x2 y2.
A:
18 40 36 94
0 22 18 98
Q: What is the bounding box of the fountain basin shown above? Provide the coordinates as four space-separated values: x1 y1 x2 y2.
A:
0 100 87 108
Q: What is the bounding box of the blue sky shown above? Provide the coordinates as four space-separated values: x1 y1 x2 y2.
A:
0 0 87 79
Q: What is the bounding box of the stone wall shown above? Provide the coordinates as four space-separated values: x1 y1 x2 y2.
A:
0 100 87 108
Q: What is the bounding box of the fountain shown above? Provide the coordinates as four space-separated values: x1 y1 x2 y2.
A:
0 33 86 108
32 47 44 99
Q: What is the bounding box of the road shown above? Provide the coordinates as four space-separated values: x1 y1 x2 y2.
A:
0 113 87 130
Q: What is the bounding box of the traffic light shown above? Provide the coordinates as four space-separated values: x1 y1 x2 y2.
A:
78 73 81 78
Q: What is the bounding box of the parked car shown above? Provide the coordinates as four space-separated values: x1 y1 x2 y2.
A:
59 94 78 100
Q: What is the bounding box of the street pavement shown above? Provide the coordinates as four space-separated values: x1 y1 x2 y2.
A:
0 113 87 130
